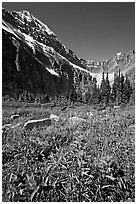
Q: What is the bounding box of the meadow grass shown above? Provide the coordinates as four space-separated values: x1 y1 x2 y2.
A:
2 101 135 202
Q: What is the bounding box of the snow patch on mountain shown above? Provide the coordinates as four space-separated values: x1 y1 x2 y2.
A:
12 38 21 71
57 53 108 85
2 22 14 35
11 27 36 55
62 44 69 53
59 54 114 85
116 52 122 57
46 68 60 77
22 33 36 54
2 20 19 38
37 41 54 54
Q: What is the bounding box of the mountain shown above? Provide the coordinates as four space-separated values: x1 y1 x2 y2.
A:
2 8 92 97
2 8 135 98
81 50 135 86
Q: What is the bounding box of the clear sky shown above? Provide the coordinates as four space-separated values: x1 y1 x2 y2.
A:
2 2 135 61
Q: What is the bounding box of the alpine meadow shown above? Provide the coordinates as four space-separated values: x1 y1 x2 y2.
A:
2 2 135 202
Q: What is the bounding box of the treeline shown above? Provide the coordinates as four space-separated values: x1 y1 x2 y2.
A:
7 70 133 106
67 70 133 106
99 70 133 105
17 92 51 103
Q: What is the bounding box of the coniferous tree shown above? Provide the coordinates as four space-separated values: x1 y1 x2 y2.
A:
116 70 122 105
129 85 134 105
123 75 132 103
111 73 117 103
84 77 98 104
85 90 91 103
66 90 70 101
97 85 102 104
111 71 121 105
92 77 99 104
100 72 106 104
105 72 111 104
111 70 132 105
120 73 125 104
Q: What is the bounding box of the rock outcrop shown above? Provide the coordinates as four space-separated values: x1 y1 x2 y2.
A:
11 114 20 120
23 118 52 130
2 8 92 98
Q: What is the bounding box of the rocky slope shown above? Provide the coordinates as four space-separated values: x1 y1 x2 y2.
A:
81 50 135 85
2 8 93 97
2 8 135 98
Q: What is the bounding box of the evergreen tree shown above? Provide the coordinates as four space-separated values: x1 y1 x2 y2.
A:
120 73 125 104
105 72 111 104
100 72 106 104
123 75 132 103
111 70 132 105
92 77 99 104
116 70 122 105
84 77 98 104
66 90 70 101
85 90 91 103
111 71 121 105
111 73 117 103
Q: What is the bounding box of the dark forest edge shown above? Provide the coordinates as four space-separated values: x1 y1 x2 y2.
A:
3 69 135 108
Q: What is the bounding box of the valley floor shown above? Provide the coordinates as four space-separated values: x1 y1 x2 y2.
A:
2 101 135 202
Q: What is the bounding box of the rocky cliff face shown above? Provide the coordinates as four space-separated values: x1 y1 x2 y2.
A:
2 8 92 97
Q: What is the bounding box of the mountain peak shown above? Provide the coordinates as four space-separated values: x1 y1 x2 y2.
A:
116 52 122 56
13 10 34 22
19 10 31 16
12 9 55 36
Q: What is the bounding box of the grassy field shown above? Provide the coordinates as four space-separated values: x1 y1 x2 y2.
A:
2 101 135 202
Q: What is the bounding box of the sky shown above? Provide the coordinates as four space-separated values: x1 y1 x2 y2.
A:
2 2 135 61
